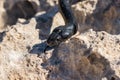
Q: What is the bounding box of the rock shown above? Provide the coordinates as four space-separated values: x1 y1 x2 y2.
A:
0 18 48 80
0 0 120 80
73 0 120 34
44 30 120 80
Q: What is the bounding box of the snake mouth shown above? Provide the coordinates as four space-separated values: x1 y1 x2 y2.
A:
46 36 62 47
46 29 63 47
46 41 56 47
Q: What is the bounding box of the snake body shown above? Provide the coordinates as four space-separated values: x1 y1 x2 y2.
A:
46 0 78 49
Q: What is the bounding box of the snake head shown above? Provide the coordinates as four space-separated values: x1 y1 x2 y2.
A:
44 26 71 53
46 24 75 47
46 26 64 47
44 24 76 53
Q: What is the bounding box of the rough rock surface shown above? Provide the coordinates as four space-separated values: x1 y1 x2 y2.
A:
0 0 120 80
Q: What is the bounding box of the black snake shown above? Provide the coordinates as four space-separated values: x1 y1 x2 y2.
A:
44 0 80 52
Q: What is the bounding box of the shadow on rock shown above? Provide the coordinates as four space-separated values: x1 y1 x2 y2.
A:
0 31 6 42
29 41 56 57
35 5 58 40
38 0 57 11
28 0 59 58
29 42 47 55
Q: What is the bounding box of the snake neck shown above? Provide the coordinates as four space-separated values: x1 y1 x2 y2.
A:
59 0 78 34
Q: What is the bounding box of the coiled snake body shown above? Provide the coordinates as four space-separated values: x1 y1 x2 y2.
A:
44 0 78 52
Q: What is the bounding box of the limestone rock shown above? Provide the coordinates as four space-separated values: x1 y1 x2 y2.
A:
0 0 120 80
44 30 120 80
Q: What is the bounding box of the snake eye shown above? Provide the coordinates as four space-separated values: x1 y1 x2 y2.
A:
58 29 62 32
